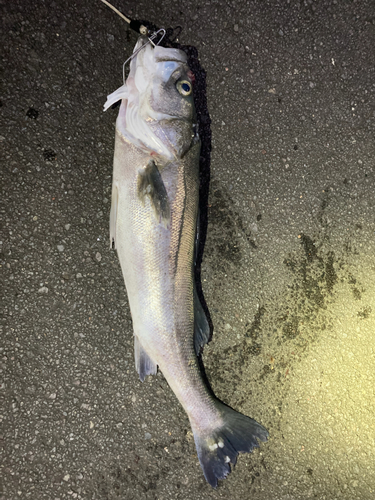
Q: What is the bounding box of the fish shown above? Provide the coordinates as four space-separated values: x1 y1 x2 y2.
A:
104 36 268 488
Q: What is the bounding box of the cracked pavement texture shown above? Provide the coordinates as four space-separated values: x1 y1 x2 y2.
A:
1 0 375 499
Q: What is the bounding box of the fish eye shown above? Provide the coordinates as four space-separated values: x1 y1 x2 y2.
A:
176 80 192 96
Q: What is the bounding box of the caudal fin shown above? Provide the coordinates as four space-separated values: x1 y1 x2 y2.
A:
191 402 268 488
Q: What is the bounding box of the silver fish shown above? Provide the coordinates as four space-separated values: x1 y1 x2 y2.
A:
104 36 268 487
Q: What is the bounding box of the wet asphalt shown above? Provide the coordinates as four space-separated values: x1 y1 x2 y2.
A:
1 0 375 499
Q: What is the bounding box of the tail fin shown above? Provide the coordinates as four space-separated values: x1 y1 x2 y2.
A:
191 402 268 488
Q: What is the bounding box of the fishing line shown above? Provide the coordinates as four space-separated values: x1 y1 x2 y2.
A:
99 0 133 26
99 0 166 82
99 0 164 40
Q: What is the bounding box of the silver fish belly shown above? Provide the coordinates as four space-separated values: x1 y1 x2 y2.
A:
105 36 268 487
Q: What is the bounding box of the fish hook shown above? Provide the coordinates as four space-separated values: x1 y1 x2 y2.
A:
122 29 166 83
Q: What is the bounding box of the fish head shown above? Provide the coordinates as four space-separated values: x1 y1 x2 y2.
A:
105 37 199 160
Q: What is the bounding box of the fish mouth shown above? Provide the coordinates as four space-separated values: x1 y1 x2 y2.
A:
133 36 188 64
154 53 188 65
145 114 190 122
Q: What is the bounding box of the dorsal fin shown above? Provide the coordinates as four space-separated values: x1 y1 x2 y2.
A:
193 210 211 354
194 284 211 354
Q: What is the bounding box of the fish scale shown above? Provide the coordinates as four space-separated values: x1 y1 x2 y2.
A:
104 35 268 487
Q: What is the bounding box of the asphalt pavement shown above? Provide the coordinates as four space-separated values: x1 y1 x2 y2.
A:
1 0 375 499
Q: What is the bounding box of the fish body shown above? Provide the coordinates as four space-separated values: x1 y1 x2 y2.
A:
105 37 268 487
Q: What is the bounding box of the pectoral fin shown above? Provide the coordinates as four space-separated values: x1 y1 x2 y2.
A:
134 336 158 382
110 184 118 249
137 160 170 227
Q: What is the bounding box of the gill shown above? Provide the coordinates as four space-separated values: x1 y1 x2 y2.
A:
99 0 166 83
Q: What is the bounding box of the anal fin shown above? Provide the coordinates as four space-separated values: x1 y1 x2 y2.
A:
134 336 158 382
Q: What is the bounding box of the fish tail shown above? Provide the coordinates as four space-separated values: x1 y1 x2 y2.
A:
191 402 268 488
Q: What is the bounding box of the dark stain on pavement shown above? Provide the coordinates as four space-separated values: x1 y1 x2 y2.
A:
206 231 354 394
207 182 258 266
